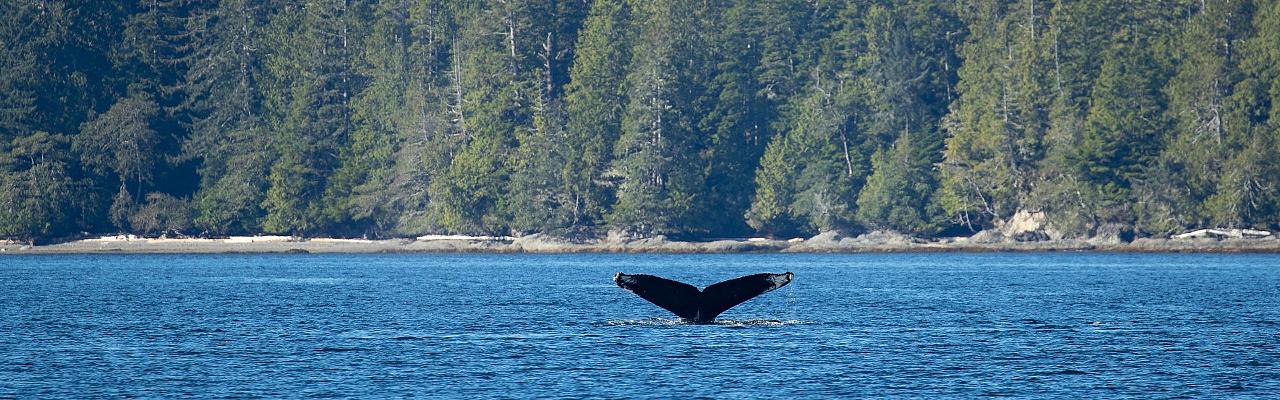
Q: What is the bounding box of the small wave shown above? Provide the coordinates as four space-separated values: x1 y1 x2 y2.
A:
605 318 686 326
1033 324 1077 331
441 333 581 340
714 319 801 327
228 277 353 285
1038 369 1091 376
391 336 424 341
314 347 364 352
342 330 586 341
549 284 617 289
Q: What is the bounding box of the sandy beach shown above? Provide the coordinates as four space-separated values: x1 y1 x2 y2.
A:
3 231 1279 254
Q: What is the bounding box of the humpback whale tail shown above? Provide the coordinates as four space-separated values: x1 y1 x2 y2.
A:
613 272 793 323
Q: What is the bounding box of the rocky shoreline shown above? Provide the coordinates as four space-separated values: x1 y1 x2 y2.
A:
3 231 1279 254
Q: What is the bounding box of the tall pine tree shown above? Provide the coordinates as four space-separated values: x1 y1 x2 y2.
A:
607 0 704 237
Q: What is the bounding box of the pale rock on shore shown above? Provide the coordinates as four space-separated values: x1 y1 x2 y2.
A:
2 231 1279 254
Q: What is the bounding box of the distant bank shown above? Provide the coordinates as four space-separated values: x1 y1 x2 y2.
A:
3 231 1279 254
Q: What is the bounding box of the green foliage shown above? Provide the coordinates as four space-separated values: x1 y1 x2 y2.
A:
507 98 575 233
0 3 46 140
1156 0 1255 231
382 0 456 236
5 0 1280 243
748 88 864 236
857 131 944 236
561 0 632 229
851 2 954 235
425 0 533 234
939 0 1050 228
506 0 593 234
192 161 269 235
263 0 363 235
1067 42 1168 227
0 133 90 243
76 92 161 189
75 92 164 231
261 147 324 235
606 0 705 237
696 1 773 237
129 193 193 236
1215 0 1280 228
322 0 414 238
181 0 275 235
743 0 877 238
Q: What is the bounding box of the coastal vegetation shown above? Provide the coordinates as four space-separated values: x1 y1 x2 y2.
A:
3 0 1280 243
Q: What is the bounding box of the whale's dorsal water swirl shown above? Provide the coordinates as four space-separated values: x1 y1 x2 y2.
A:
613 272 793 323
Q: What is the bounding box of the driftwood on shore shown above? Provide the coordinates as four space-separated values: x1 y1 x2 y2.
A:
1171 228 1273 240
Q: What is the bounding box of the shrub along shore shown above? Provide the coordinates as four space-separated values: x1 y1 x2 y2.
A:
4 231 1278 254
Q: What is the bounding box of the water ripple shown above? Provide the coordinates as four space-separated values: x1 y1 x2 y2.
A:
1 253 1279 398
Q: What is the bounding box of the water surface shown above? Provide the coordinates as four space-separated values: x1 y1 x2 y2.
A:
2 253 1278 397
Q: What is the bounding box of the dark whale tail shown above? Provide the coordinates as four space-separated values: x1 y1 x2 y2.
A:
613 272 793 323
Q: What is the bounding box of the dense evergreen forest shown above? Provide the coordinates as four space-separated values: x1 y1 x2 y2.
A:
3 0 1280 243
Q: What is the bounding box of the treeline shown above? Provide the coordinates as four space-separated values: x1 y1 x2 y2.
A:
3 0 1280 243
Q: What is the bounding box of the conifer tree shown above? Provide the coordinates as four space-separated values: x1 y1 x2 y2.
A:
182 0 278 235
504 0 590 234
0 133 90 244
507 95 574 233
1157 0 1256 231
853 3 955 235
607 0 704 237
1068 41 1169 230
5 0 1280 242
1217 0 1280 230
560 0 632 229
746 0 875 237
696 0 771 237
939 0 1051 229
389 0 456 235
261 0 362 235
748 85 864 236
323 0 411 238
428 0 538 234
857 131 941 235
0 3 45 142
76 92 163 230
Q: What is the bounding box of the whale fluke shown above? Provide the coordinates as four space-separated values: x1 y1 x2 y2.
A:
613 272 793 323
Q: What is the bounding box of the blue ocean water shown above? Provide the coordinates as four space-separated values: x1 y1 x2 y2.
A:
1 253 1278 398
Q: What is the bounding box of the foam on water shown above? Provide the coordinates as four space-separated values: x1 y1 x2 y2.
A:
605 318 803 327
